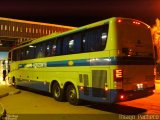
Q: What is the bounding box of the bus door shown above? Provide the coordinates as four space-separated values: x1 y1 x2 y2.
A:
91 67 110 102
89 50 111 102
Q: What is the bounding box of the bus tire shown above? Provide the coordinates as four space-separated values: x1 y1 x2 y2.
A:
51 82 63 101
66 84 80 105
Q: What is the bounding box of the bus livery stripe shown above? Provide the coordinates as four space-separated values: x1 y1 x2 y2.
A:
18 57 154 68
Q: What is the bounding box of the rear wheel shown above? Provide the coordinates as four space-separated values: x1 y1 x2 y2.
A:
66 84 80 105
51 82 63 101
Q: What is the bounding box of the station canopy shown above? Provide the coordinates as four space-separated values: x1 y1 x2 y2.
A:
0 17 76 51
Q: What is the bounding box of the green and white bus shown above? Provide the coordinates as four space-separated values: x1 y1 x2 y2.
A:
8 17 155 105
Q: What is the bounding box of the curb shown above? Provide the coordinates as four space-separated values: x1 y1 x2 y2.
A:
0 90 21 98
9 90 21 95
0 93 9 98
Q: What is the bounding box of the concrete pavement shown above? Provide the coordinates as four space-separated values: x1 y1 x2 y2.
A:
0 78 20 119
0 78 21 99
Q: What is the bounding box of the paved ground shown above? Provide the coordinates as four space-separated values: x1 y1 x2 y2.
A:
0 80 20 98
0 78 160 120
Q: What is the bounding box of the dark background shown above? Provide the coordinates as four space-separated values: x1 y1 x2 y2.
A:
0 0 160 27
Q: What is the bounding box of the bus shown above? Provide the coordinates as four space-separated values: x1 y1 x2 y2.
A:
8 17 155 105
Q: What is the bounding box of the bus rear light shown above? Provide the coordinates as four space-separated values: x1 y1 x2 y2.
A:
80 86 84 91
105 86 109 91
120 94 125 100
117 19 122 23
133 21 140 25
153 89 155 93
114 69 123 89
114 69 123 81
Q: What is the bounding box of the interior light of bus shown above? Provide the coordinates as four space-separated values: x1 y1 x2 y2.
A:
117 19 122 23
29 45 34 48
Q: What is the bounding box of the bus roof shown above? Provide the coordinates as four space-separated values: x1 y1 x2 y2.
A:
10 17 150 51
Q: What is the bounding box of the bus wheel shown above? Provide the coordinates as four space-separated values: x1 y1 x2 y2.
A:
51 82 63 101
66 84 80 105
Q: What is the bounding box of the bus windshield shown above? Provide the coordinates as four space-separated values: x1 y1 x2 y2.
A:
116 21 153 57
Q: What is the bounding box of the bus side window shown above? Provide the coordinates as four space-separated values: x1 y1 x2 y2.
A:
62 33 82 55
83 25 108 52
68 39 74 54
56 38 62 56
82 35 87 52
25 47 30 59
83 29 98 52
29 45 36 59
63 37 71 55
50 40 57 56
45 40 56 57
100 24 109 50
82 32 89 52
36 42 45 58
45 41 51 57
101 32 107 50
73 33 81 53
20 49 23 60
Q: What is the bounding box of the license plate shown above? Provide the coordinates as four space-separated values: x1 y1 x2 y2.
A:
136 83 143 90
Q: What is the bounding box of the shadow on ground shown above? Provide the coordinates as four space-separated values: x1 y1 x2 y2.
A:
85 103 146 115
17 86 147 115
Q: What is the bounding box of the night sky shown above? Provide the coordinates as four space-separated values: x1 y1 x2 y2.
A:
0 0 160 27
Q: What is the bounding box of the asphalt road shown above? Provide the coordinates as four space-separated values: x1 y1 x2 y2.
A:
0 86 160 120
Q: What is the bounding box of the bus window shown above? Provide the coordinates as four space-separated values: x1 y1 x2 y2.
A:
63 37 71 55
51 40 57 56
45 40 56 57
26 47 29 59
117 22 153 57
73 33 82 53
56 38 62 56
20 49 25 60
35 42 45 58
29 45 36 59
68 39 74 54
83 25 108 52
101 32 107 50
45 41 51 57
